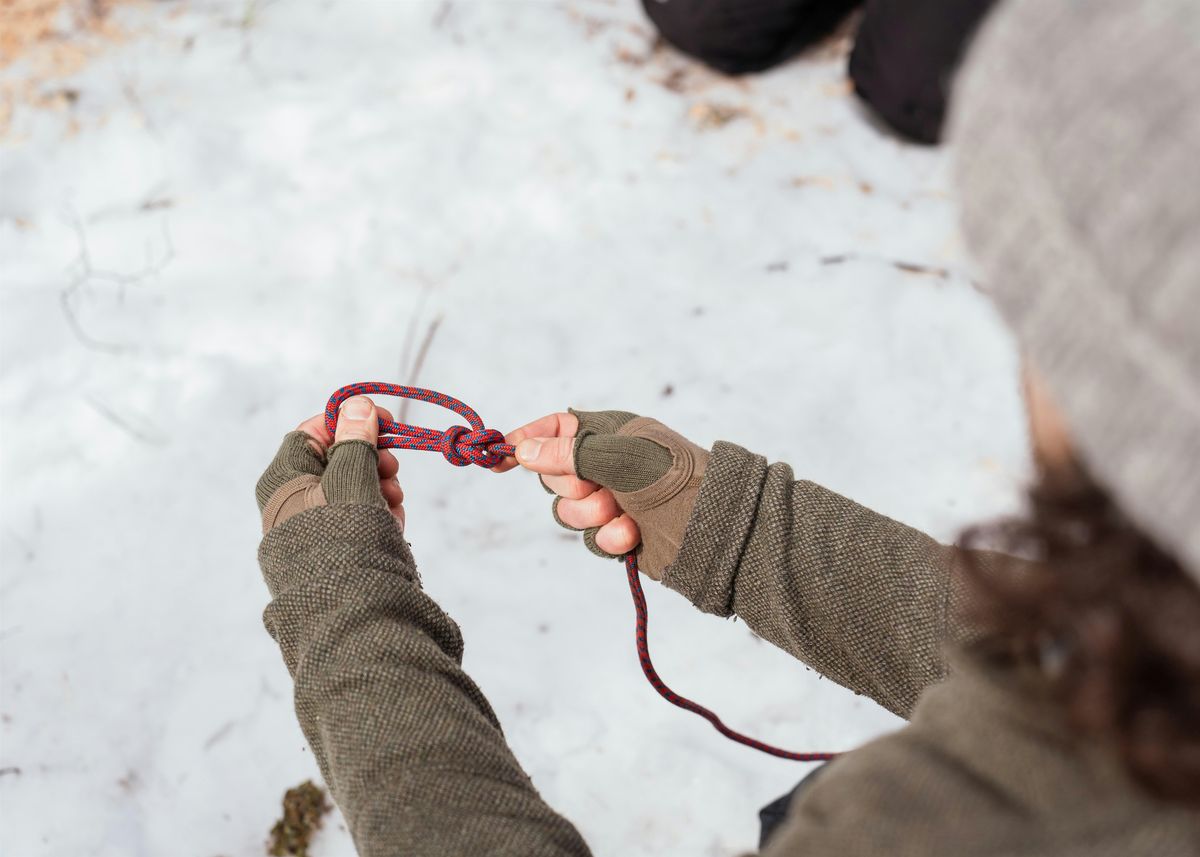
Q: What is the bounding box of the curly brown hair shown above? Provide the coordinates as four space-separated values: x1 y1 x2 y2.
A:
963 462 1200 805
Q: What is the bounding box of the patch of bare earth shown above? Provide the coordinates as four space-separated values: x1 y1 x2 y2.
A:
267 780 332 857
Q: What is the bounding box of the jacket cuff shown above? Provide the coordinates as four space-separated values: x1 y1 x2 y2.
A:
257 504 417 600
660 441 768 616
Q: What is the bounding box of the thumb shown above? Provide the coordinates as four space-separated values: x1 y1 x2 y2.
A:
334 396 380 446
324 395 387 511
514 436 576 477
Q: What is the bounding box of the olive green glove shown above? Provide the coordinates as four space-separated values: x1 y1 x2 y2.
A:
548 409 709 580
255 432 387 534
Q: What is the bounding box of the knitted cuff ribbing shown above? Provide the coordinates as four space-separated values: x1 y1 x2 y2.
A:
322 440 386 509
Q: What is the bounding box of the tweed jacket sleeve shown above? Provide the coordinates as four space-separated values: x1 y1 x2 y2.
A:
257 434 591 857
661 441 977 719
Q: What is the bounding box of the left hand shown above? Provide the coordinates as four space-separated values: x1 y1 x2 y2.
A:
256 396 405 533
296 397 405 522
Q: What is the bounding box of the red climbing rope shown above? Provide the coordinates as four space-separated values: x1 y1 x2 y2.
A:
326 382 837 763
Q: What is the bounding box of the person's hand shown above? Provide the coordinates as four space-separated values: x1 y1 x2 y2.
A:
495 411 641 555
295 397 405 524
255 396 404 533
496 409 710 579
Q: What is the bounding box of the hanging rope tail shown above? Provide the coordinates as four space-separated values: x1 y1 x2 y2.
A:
326 382 838 763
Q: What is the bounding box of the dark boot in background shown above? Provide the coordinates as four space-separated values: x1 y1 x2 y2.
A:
641 0 998 145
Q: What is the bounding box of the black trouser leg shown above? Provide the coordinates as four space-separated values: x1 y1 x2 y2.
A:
642 0 862 75
758 762 830 850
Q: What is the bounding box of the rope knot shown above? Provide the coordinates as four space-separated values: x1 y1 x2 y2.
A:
438 426 506 468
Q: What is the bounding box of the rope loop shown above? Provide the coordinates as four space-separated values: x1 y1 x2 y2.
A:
324 382 515 470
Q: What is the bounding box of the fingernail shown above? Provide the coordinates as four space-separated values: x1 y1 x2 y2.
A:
517 439 542 462
341 397 372 420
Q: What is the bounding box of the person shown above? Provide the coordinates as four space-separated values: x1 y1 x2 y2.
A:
640 0 997 144
252 1 1200 853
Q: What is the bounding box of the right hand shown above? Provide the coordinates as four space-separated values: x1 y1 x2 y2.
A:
495 411 642 556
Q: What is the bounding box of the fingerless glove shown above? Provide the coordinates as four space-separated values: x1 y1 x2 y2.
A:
552 409 710 579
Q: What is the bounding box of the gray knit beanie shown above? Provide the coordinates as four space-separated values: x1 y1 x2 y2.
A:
952 0 1200 579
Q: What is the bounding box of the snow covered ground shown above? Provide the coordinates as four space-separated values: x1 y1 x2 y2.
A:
0 2 1029 855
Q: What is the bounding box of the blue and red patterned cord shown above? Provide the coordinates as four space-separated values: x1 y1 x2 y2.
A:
326 382 837 763
326 382 514 467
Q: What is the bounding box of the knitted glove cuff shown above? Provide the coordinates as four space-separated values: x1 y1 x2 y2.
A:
323 440 387 509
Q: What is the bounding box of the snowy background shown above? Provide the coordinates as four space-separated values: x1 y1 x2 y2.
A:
0 1 1029 855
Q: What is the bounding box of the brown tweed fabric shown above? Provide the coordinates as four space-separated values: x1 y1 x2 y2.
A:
259 507 590 857
763 651 1200 856
256 438 1199 855
663 441 971 718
